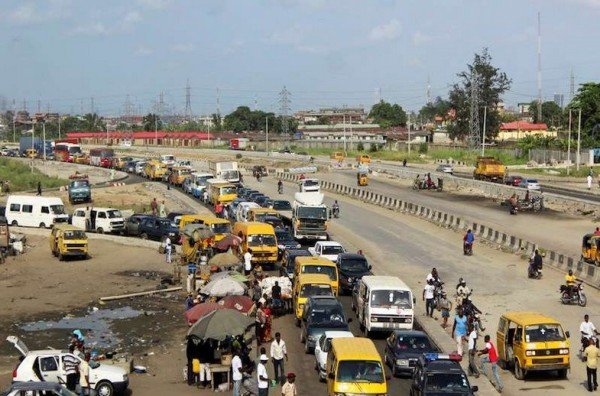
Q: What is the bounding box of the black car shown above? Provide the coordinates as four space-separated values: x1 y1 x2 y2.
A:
279 249 311 280
384 330 439 376
276 229 301 258
242 189 259 199
138 216 180 242
300 296 350 354
337 253 372 295
254 195 271 207
124 214 153 236
264 215 285 230
410 353 478 396
269 200 292 210
249 193 267 203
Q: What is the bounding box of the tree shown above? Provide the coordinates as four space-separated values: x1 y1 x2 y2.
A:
368 100 407 128
142 113 162 131
419 97 451 122
317 115 330 125
568 82 600 142
447 48 512 141
79 113 106 132
529 101 563 128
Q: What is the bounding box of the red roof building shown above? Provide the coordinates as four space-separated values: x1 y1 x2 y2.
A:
497 121 554 141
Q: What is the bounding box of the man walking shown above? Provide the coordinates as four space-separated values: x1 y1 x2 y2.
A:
36 181 42 196
164 236 172 264
422 279 435 318
245 249 253 276
478 335 503 392
231 348 243 396
257 354 270 396
159 200 167 217
62 345 80 392
452 308 468 356
439 292 452 328
467 326 480 378
151 198 158 216
270 332 288 384
584 338 599 392
79 353 91 396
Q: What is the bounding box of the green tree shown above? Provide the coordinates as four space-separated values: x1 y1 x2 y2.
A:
142 113 162 131
529 101 563 128
79 113 106 131
567 82 600 142
368 100 407 128
317 115 330 125
447 48 512 140
419 97 451 122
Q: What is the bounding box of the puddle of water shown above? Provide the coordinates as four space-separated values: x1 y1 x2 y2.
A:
20 307 146 349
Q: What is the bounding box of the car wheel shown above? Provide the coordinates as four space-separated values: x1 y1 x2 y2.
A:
11 220 18 226
97 227 104 234
300 331 305 343
39 222 46 229
304 342 312 354
558 368 568 379
392 365 398 377
96 380 114 396
295 318 300 327
514 359 525 380
58 253 63 261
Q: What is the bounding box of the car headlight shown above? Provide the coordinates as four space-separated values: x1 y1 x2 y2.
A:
371 317 378 322
123 374 128 380
308 335 317 342
296 244 301 248
560 349 569 355
526 350 536 356
396 359 409 366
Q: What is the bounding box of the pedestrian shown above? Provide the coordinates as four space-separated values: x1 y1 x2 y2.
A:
215 201 224 218
78 353 91 396
422 279 435 318
252 279 262 302
185 293 195 310
271 281 282 312
164 236 172 264
159 200 167 217
402 159 407 167
63 345 80 392
478 335 503 392
281 372 297 396
270 332 288 384
36 181 42 196
186 338 195 385
151 198 158 216
232 348 243 396
245 249 253 276
202 189 208 203
467 326 480 378
584 337 600 391
223 205 229 220
439 292 452 328
452 307 468 356
588 174 593 190
197 339 213 389
256 302 266 346
257 354 270 396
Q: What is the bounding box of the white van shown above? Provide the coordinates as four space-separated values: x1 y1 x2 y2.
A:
299 178 320 193
236 202 261 222
72 207 125 234
354 275 415 335
5 196 69 228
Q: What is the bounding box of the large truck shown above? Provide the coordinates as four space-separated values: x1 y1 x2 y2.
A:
19 137 52 157
89 148 114 168
54 139 82 162
473 156 506 183
230 138 249 150
68 174 91 204
208 161 240 184
288 192 329 241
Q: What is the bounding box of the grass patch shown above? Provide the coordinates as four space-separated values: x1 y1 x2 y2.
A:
518 166 597 178
0 158 68 192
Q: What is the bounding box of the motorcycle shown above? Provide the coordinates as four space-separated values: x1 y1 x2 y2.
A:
527 260 543 279
460 293 485 331
560 282 587 306
463 242 473 256
503 196 544 214
332 206 340 218
579 335 599 361
412 179 441 191
432 280 445 308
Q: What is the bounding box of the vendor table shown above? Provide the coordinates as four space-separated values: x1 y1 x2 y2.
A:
209 363 231 391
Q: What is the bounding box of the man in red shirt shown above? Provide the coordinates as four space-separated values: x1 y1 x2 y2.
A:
215 201 224 218
478 335 503 392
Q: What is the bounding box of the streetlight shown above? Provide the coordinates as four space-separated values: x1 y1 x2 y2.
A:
265 116 269 156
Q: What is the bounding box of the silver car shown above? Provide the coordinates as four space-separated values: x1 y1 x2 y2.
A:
519 178 541 191
436 164 454 174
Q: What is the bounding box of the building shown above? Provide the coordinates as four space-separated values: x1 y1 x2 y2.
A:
66 131 213 147
293 107 366 125
553 93 564 108
497 121 556 141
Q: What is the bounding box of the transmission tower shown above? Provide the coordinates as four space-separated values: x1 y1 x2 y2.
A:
184 79 192 121
426 75 432 104
90 97 95 114
569 69 575 101
468 71 481 150
279 86 291 135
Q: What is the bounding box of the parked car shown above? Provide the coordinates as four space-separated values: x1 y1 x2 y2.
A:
134 161 147 176
505 175 523 187
279 249 311 280
410 353 477 395
435 164 454 174
254 195 271 207
300 296 350 354
138 216 179 241
275 229 301 258
241 189 259 200
384 330 439 376
308 241 346 263
1 381 76 396
519 178 541 191
124 214 153 236
337 253 372 295
124 160 138 173
314 331 354 381
249 192 266 202
269 200 292 210
7 336 129 396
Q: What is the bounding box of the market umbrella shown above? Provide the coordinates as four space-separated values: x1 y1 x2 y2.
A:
200 277 247 297
183 224 215 240
218 295 255 314
208 252 241 267
210 271 248 283
214 234 242 251
187 309 254 340
184 302 226 326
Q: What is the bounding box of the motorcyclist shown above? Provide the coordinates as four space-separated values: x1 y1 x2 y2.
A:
277 179 283 193
426 267 440 284
528 249 543 277
463 230 474 255
455 278 471 306
299 173 306 180
508 193 519 210
414 174 421 189
564 269 579 298
332 200 340 217
426 173 434 189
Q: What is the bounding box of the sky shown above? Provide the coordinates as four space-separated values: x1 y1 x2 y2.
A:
1 0 599 116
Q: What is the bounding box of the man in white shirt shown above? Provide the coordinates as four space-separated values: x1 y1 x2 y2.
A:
257 354 270 396
270 332 288 384
581 314 599 350
79 353 91 396
164 237 172 264
244 249 253 276
231 348 243 396
422 279 435 317
467 326 480 378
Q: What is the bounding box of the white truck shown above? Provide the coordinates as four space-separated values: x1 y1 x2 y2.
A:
159 154 176 168
71 207 125 234
299 178 321 193
308 241 346 263
208 161 240 184
288 192 329 241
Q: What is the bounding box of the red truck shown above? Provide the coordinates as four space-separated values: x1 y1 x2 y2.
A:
89 148 114 168
230 137 249 150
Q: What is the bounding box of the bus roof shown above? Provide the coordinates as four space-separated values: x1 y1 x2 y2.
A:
297 273 333 285
331 337 380 361
360 275 410 291
295 256 336 267
501 312 563 326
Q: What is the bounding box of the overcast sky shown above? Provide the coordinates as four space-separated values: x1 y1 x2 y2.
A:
1 0 598 116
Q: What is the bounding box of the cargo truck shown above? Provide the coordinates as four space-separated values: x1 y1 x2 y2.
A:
208 161 240 184
230 138 249 150
473 156 506 183
19 137 52 157
287 192 329 241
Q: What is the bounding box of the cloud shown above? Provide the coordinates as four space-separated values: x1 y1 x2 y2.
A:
134 46 154 56
6 1 72 25
171 43 194 53
408 57 423 67
369 19 401 41
412 31 431 46
267 25 304 45
8 3 44 24
122 11 142 25
135 0 172 9
567 0 600 7
72 22 110 36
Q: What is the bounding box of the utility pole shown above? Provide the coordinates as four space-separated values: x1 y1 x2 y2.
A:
408 113 411 156
12 99 16 143
343 115 347 154
279 86 291 135
184 79 192 121
426 75 432 104
90 97 95 114
482 106 488 156
265 117 269 156
567 109 572 175
58 114 61 140
576 109 582 171
569 69 575 102
536 11 542 123
42 121 46 162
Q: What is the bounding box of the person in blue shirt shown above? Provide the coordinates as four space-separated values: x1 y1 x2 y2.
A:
452 307 468 356
463 229 475 255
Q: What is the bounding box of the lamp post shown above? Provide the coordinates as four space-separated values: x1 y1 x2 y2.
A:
265 116 269 156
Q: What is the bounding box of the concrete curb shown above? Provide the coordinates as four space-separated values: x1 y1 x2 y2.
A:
277 172 600 290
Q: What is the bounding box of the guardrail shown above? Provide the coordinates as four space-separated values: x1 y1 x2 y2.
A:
277 172 600 289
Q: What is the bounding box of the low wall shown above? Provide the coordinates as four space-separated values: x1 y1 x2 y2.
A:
277 172 600 290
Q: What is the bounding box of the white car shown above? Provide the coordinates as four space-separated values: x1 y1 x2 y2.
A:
7 336 129 396
314 331 354 381
299 178 320 193
308 241 346 263
519 178 541 191
2 382 76 395
435 164 454 174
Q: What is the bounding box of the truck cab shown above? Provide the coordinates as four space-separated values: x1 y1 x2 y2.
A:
292 192 329 241
71 207 125 234
68 176 91 204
